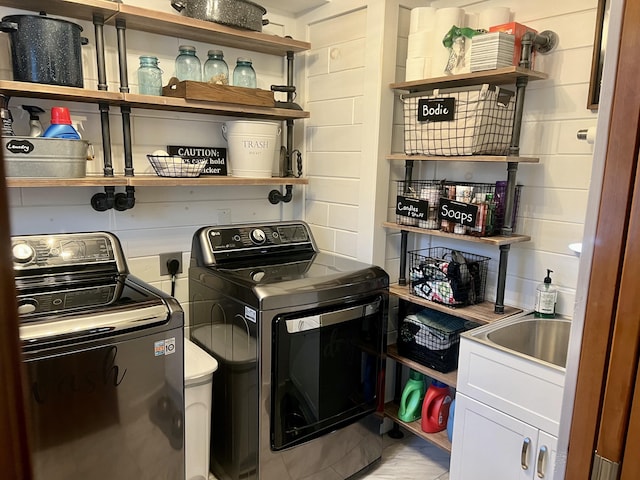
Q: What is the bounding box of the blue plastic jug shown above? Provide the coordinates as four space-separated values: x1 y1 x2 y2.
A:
398 369 426 422
447 397 456 442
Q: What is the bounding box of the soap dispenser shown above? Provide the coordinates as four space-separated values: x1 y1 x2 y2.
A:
534 269 557 318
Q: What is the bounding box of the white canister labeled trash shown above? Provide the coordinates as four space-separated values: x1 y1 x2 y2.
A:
222 120 281 178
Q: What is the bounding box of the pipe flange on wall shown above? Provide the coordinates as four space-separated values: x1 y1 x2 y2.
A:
91 186 136 211
268 185 294 204
534 30 559 54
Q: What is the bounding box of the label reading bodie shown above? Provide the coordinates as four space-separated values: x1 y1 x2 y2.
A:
417 97 456 122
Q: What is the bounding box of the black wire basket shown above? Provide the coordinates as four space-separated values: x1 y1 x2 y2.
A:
146 155 207 178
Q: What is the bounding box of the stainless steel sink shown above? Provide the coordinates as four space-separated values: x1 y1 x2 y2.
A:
463 313 571 369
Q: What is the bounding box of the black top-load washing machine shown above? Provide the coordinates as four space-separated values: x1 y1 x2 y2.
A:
12 232 185 480
189 221 389 480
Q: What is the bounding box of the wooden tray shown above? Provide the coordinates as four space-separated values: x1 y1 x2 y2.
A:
162 77 275 107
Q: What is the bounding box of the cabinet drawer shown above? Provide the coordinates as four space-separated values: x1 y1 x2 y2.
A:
457 336 565 436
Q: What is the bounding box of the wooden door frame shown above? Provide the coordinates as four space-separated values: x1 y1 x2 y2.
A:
0 148 33 476
565 0 640 477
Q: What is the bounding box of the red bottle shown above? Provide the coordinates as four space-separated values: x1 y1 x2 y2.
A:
421 380 453 433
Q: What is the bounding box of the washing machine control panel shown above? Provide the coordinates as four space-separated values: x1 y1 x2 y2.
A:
204 222 316 260
11 232 125 273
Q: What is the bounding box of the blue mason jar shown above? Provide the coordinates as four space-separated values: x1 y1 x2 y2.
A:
233 57 257 88
175 45 202 82
204 50 229 85
137 56 163 95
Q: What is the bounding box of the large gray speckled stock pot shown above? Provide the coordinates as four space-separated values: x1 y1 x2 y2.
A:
171 0 269 32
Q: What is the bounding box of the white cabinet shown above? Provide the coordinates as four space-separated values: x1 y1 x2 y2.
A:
450 393 557 480
450 318 565 480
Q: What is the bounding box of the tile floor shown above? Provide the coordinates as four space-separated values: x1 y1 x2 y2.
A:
356 429 450 480
208 428 450 480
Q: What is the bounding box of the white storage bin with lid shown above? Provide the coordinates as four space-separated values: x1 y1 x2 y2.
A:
184 338 218 480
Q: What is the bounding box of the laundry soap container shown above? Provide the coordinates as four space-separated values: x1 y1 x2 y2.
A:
398 369 426 422
185 338 218 480
421 380 453 433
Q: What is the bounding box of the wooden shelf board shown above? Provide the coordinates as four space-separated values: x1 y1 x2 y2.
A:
0 82 309 120
126 175 308 187
0 81 123 105
124 93 310 120
115 4 310 55
6 175 307 188
390 283 523 324
0 0 119 22
387 153 539 164
383 221 530 246
6 176 128 187
387 343 458 387
390 66 548 92
384 402 452 453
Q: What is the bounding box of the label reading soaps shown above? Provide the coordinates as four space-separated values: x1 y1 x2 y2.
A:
417 97 455 122
438 198 479 227
167 145 227 175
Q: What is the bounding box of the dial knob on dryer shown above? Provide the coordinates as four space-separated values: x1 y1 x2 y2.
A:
12 242 35 264
250 228 266 245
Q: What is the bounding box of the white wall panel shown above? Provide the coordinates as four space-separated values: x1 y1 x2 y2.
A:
516 155 593 189
305 152 361 178
328 204 360 232
308 124 363 151
306 48 330 77
308 68 365 101
308 8 367 48
306 178 359 204
329 38 366 72
307 99 355 126
305 200 329 226
335 230 358 257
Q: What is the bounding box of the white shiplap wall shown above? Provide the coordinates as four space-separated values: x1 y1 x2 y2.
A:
387 0 599 317
4 0 599 340
2 1 299 326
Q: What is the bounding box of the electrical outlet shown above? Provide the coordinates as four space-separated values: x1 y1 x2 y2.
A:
160 252 183 276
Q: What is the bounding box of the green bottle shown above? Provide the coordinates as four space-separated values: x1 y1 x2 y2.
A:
398 369 426 422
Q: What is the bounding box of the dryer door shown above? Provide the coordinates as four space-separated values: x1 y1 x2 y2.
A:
271 295 384 450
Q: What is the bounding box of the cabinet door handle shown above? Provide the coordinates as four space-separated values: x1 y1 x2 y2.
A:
537 445 548 478
521 437 531 470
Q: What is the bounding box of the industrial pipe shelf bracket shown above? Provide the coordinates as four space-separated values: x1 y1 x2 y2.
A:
91 186 136 212
268 185 294 204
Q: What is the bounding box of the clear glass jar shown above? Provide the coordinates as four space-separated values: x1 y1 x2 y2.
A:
204 49 229 85
175 45 202 82
137 56 163 95
233 57 257 88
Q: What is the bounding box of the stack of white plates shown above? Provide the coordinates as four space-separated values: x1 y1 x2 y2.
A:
470 32 515 72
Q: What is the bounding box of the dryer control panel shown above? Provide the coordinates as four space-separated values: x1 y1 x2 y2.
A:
194 222 317 266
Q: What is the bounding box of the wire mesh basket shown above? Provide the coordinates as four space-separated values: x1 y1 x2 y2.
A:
409 247 490 307
398 307 481 372
401 83 516 156
395 180 521 236
146 155 207 178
